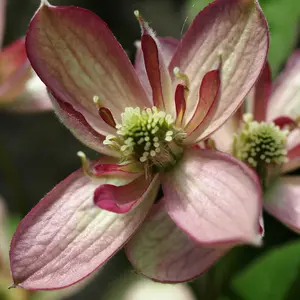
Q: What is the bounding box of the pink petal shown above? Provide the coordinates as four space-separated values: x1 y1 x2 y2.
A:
10 160 158 290
49 92 118 157
163 148 262 246
134 37 179 99
267 50 300 121
26 3 148 133
3 71 53 113
264 176 300 233
0 38 31 102
282 128 300 173
210 117 238 153
0 0 6 47
154 37 179 65
137 17 175 116
119 275 196 300
126 204 227 282
169 0 269 139
251 62 271 122
94 175 159 214
184 69 221 143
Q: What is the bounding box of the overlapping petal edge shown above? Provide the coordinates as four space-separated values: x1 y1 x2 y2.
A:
126 204 228 283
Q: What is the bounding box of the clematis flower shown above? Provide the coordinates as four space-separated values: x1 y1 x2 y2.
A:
9 0 269 290
0 0 51 112
212 51 300 233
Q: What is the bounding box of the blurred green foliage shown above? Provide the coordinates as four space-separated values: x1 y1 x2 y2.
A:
232 239 300 300
187 0 300 75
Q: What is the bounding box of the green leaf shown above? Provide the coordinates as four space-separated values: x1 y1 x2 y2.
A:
231 240 300 300
186 0 300 75
7 215 21 239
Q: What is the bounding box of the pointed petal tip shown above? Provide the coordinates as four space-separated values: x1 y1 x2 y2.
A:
8 283 18 289
252 235 263 247
241 229 263 247
40 0 51 7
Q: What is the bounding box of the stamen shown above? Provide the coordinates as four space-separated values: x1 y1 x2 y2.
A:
134 10 149 32
175 84 186 127
134 10 141 19
93 95 116 128
93 95 102 107
173 67 190 91
77 151 94 177
99 107 116 128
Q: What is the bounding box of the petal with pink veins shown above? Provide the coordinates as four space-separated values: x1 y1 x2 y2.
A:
0 38 31 103
264 176 300 233
126 204 227 283
210 117 238 153
163 148 262 246
26 2 149 133
282 128 300 173
134 37 179 99
169 0 269 140
94 175 159 214
48 92 118 157
267 50 300 121
3 71 53 113
10 159 158 290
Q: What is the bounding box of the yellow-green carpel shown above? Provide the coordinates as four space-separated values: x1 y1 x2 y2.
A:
104 106 186 172
233 113 288 169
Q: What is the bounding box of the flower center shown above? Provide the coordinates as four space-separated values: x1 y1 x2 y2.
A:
233 113 288 169
104 106 186 172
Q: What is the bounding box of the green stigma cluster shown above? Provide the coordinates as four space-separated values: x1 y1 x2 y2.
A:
233 114 288 168
104 106 186 170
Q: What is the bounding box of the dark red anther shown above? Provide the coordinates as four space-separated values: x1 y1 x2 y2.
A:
175 84 186 126
273 116 297 129
99 107 116 128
